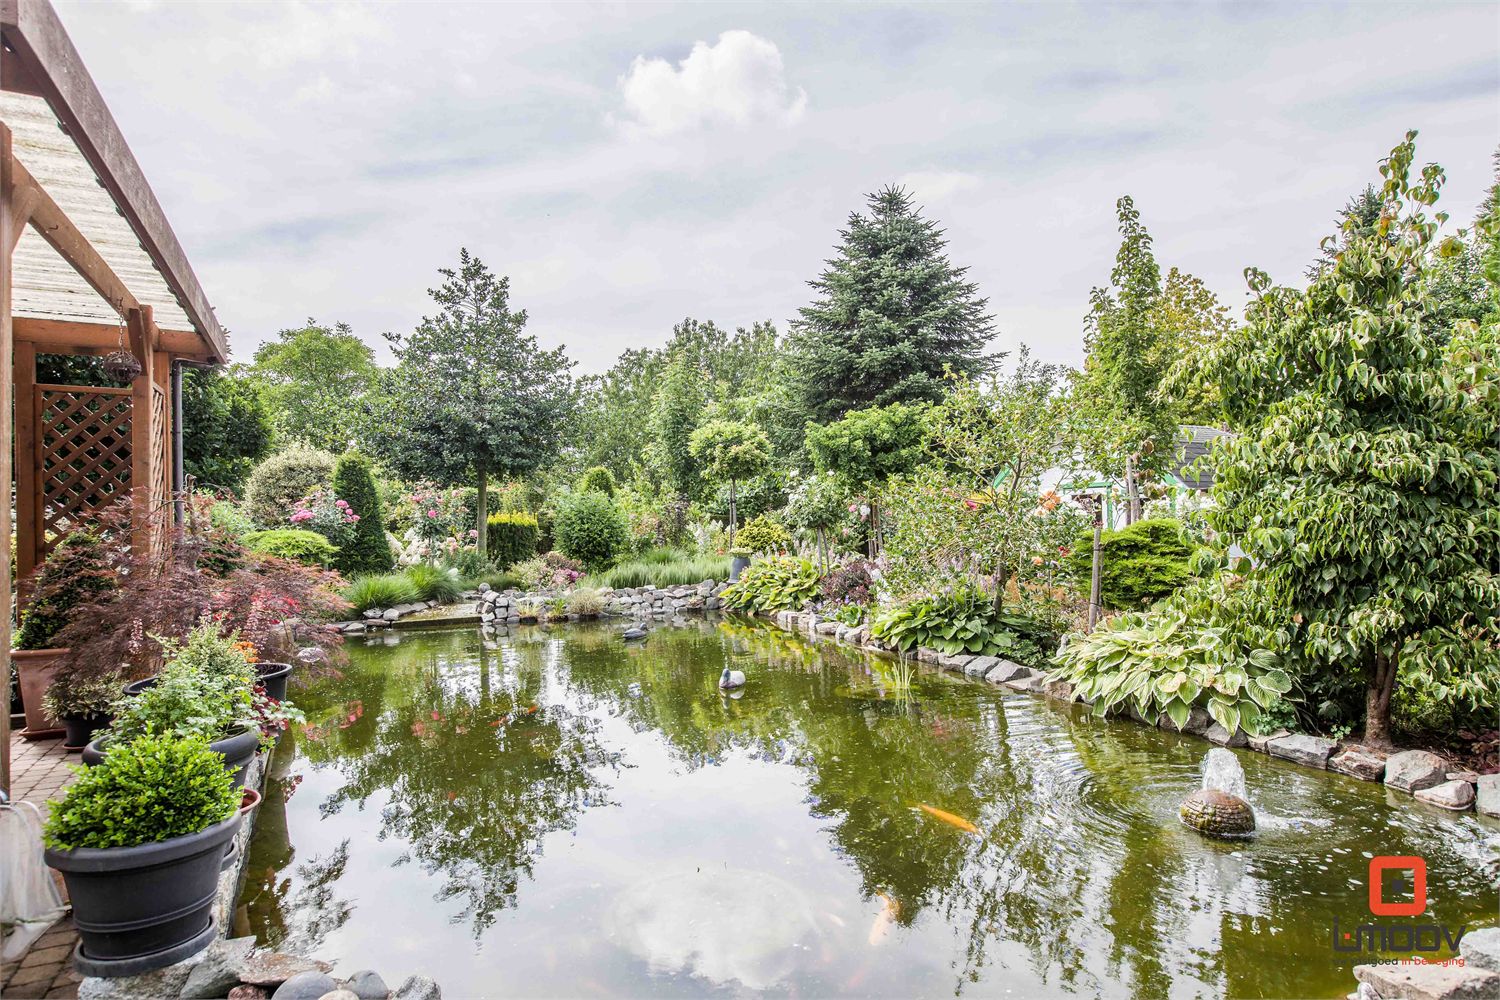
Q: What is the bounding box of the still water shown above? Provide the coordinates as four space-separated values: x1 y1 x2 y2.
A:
241 620 1497 998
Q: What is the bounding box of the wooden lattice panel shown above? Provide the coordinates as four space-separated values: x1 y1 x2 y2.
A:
36 385 133 556
150 383 170 551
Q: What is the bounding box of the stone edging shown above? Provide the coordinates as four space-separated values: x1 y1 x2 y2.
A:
749 606 1498 821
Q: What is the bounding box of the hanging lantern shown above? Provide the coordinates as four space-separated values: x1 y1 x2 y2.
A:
102 349 143 381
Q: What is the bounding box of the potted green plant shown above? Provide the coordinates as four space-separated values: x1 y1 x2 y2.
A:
13 530 115 739
43 669 122 752
43 734 244 975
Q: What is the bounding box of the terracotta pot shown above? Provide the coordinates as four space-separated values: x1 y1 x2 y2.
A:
221 788 264 871
12 647 69 739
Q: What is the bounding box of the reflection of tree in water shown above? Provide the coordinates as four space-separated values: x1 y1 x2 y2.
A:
317 632 616 936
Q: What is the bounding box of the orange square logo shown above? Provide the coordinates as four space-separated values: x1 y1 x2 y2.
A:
1369 856 1426 917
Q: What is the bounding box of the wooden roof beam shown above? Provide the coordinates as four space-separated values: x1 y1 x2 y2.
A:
1 0 227 361
12 316 207 356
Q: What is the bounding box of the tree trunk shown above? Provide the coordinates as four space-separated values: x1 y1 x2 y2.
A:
728 478 738 549
867 500 881 560
1124 453 1140 526
475 460 489 560
1363 650 1397 747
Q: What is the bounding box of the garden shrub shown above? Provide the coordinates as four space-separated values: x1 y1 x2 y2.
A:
107 656 255 744
404 563 464 604
470 569 524 593
721 555 820 613
208 499 255 538
819 558 874 609
344 573 421 613
1065 517 1192 609
243 529 338 568
333 452 394 576
16 530 115 650
870 587 1054 664
487 512 540 569
43 670 121 721
578 466 617 496
733 514 791 554
566 588 606 616
591 553 732 589
554 491 629 570
44 734 240 851
1047 573 1295 735
243 444 337 527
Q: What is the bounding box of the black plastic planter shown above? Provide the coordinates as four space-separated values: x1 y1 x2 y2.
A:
255 661 293 703
121 676 156 697
61 714 111 752
84 727 260 789
730 555 751 582
44 809 244 976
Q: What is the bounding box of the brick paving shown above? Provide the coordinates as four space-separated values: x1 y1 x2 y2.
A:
3 731 82 1000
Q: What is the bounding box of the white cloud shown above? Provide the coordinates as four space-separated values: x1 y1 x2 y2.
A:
897 170 982 202
614 30 807 137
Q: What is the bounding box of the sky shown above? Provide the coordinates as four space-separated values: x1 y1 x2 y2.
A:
55 0 1500 375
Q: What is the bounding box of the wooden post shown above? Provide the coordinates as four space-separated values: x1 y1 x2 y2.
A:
1 124 15 796
128 304 155 554
13 339 37 595
1085 495 1104 633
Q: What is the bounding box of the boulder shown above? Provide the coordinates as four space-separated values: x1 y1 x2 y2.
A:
1353 963 1500 1000
180 936 258 998
1384 750 1449 793
984 661 1030 685
1043 679 1075 702
1204 724 1249 748
381 608 401 622
1266 733 1336 768
1005 673 1045 694
1462 926 1500 973
240 953 334 988
317 993 359 1000
1329 745 1388 782
1247 728 1290 753
1476 774 1500 819
1413 779 1476 812
392 976 442 1000
272 972 340 1000
343 971 389 1000
964 656 999 678
937 653 974 672
1179 787 1255 838
229 988 271 1000
815 621 839 635
80 962 199 1000
916 647 942 665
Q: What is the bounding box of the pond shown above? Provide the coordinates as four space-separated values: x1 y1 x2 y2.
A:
240 620 1497 998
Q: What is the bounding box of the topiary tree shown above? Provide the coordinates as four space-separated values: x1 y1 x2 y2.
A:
243 444 338 527
16 530 116 650
1205 132 1500 746
553 492 629 571
242 528 339 568
487 512 540 569
804 401 928 557
1065 517 1192 610
688 419 770 547
332 452 393 575
577 466 616 497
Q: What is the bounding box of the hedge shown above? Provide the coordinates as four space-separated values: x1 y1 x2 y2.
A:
487 512 540 570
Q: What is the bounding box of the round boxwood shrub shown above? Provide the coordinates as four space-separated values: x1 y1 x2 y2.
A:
577 466 616 497
332 451 393 575
242 444 337 527
553 491 629 571
16 529 115 650
1065 517 1192 610
44 734 240 851
733 514 791 554
487 512 540 569
242 528 338 568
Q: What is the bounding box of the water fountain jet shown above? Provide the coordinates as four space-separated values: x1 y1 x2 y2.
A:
1180 748 1256 838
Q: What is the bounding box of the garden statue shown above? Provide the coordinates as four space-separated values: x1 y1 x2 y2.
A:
1180 748 1256 838
719 667 746 690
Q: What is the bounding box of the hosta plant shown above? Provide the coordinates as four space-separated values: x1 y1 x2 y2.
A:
721 556 820 614
870 587 1054 664
1048 574 1294 735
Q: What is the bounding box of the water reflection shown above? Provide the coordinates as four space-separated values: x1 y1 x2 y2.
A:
245 621 1498 998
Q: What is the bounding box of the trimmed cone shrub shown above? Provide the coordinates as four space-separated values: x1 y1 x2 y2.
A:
332 452 394 575
243 444 337 527
578 466 616 496
243 528 338 568
44 734 239 850
16 530 116 650
1065 517 1192 610
487 512 540 569
554 492 629 571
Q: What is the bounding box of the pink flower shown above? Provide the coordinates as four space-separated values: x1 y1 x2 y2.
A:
427 510 439 519
468 529 479 538
290 510 314 523
335 499 349 508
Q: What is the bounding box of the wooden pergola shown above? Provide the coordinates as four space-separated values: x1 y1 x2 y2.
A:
1 0 228 794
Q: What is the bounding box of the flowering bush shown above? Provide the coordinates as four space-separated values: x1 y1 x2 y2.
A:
512 552 584 591
397 483 473 544
820 558 875 609
288 488 360 548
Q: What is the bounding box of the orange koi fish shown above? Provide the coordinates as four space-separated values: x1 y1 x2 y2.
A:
915 803 980 834
867 893 901 946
